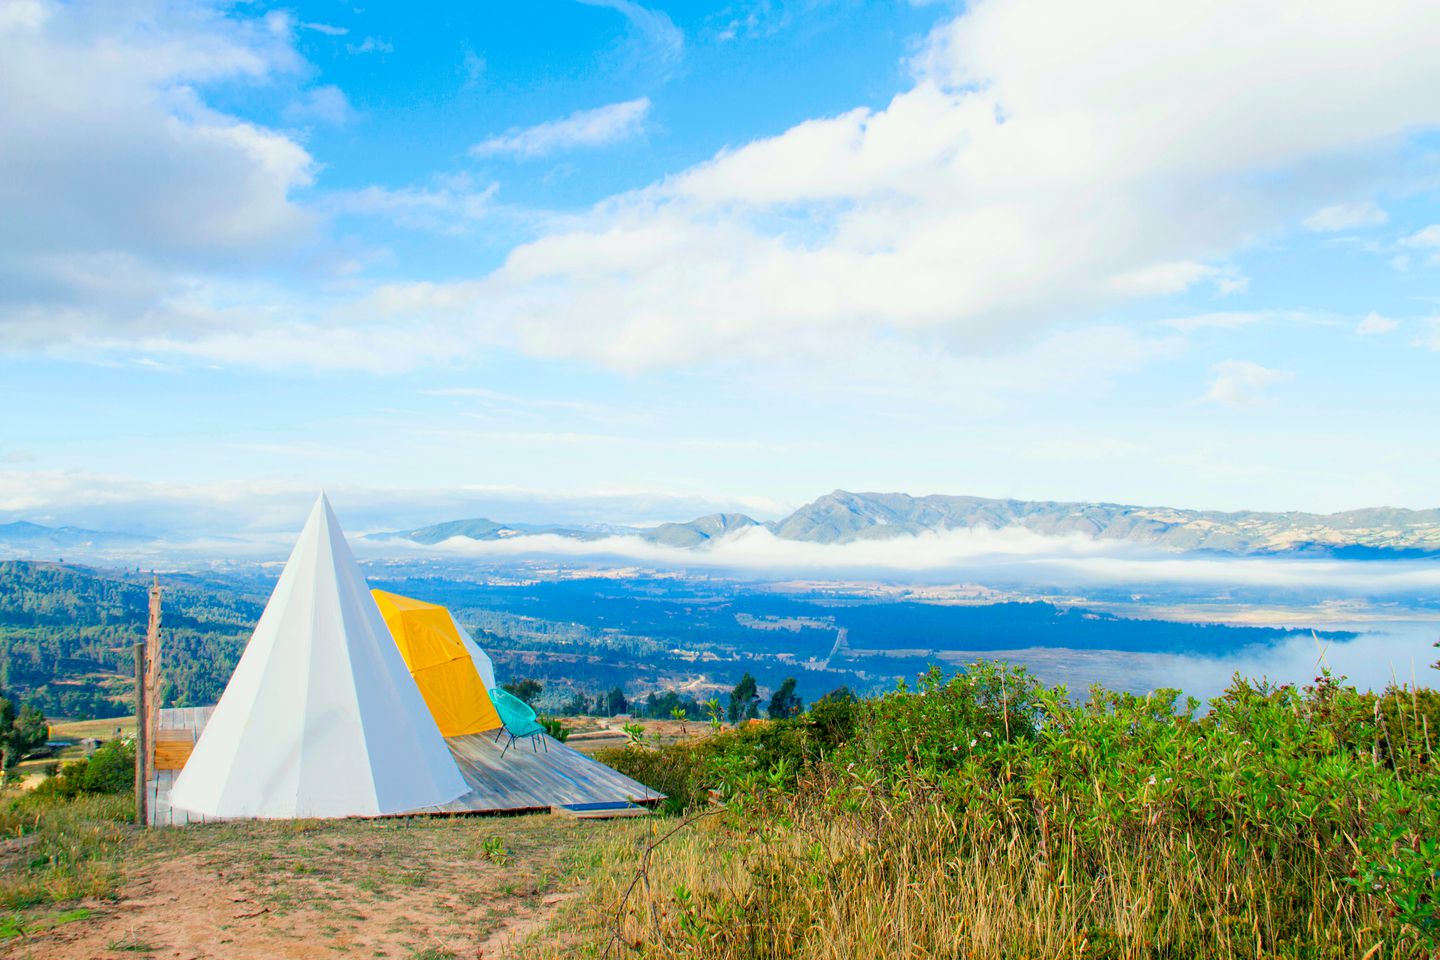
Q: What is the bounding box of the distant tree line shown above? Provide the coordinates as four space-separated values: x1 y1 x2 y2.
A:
0 562 257 719
500 672 822 723
0 687 48 784
728 672 806 721
1 561 869 727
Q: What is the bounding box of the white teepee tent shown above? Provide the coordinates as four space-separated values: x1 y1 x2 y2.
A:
170 494 467 819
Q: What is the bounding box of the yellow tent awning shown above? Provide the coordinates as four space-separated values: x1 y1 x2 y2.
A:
372 589 502 737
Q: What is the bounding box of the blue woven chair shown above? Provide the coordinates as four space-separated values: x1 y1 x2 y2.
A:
488 687 548 758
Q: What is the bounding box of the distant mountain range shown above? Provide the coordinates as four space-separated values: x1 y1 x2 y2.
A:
8 491 1440 560
374 513 762 549
378 490 1440 558
0 521 154 556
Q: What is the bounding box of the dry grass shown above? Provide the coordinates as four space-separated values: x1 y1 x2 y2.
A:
1 806 655 959
0 794 130 913
45 718 136 742
526 783 1398 960
521 663 1440 960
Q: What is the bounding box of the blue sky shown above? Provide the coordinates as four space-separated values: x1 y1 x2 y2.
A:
2 0 1439 536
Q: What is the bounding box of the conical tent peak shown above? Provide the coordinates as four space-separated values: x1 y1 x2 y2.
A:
170 500 466 819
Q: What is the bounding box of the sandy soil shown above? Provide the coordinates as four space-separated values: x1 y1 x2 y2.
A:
1 813 632 960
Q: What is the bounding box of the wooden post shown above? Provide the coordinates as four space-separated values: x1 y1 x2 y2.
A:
133 641 147 827
144 576 162 785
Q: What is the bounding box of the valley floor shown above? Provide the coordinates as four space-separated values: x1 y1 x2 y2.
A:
1 812 643 960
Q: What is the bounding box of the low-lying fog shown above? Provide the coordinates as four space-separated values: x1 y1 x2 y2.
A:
22 524 1438 702
400 525 1440 598
962 622 1438 701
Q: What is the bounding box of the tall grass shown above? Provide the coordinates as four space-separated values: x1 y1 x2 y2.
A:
543 664 1440 959
0 792 132 910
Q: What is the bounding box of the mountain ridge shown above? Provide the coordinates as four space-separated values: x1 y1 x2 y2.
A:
0 521 155 555
378 490 1440 558
8 491 1439 560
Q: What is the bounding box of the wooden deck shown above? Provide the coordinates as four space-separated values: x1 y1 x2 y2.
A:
147 706 662 827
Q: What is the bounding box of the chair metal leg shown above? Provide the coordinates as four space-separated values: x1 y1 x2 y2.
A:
500 733 513 759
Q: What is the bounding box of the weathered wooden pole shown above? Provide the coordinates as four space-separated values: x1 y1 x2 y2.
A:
133 641 147 827
144 575 162 785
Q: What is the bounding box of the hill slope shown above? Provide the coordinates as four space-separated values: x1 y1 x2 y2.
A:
770 491 1440 554
384 490 1440 557
0 562 261 718
0 521 153 556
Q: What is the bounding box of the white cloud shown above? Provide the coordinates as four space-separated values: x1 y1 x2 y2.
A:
1163 311 1269 333
1303 201 1388 232
385 525 1440 600
576 0 684 73
1202 360 1292 409
345 0 1440 372
8 0 1440 375
1412 319 1440 352
347 36 393 55
1109 261 1239 297
4 465 1438 605
282 84 352 126
460 50 485 87
0 0 321 347
324 176 500 232
1399 224 1440 248
471 97 652 159
1356 312 1399 336
299 21 347 37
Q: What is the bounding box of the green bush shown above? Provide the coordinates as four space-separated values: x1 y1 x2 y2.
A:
836 665 1440 950
30 739 136 801
598 718 821 814
806 687 859 750
537 717 570 742
585 661 1440 956
597 742 712 814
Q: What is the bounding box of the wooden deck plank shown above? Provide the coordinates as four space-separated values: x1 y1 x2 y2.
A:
148 706 662 826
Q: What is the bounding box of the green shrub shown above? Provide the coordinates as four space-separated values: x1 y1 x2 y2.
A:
597 742 713 814
578 661 1440 957
30 739 136 801
537 717 570 742
598 719 821 814
806 688 859 750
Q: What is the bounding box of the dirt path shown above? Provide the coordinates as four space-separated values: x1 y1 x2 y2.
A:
1 814 633 960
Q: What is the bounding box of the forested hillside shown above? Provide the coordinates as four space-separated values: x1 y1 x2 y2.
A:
0 560 1356 722
0 562 261 718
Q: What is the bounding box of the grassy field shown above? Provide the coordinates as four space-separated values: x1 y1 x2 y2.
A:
540 664 1440 959
4 666 1437 959
46 718 137 742
9 719 138 788
0 717 691 959
0 797 656 959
